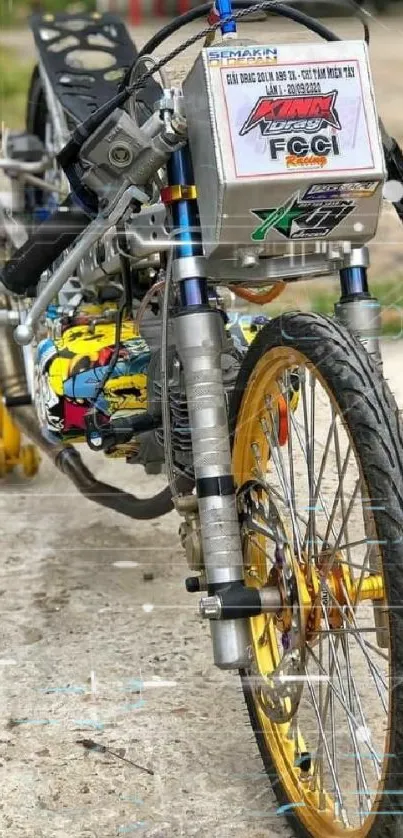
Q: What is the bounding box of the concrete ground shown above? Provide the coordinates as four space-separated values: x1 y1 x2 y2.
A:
1 9 403 838
0 339 401 838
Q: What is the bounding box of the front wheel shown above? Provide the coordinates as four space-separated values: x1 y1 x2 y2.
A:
230 311 403 838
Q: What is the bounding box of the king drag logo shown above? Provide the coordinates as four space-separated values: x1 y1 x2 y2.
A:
240 91 341 136
250 191 355 241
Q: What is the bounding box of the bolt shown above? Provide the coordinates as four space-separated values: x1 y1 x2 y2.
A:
199 595 221 619
90 433 103 449
239 250 258 269
109 143 133 168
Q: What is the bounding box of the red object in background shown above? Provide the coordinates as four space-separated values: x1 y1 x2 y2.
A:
129 0 142 25
130 0 191 24
153 0 165 15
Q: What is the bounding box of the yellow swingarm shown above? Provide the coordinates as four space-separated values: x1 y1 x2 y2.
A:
0 396 40 478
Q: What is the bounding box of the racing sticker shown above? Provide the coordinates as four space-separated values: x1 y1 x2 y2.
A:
239 91 341 136
220 59 374 177
303 181 380 200
250 190 355 241
207 46 278 67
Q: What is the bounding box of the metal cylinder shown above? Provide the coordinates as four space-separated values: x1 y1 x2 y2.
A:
334 296 382 367
174 308 250 668
0 320 29 402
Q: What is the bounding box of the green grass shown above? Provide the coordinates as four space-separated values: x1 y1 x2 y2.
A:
263 274 403 337
0 47 34 130
0 0 96 28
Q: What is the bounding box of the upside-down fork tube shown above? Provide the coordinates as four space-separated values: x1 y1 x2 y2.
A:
174 307 250 669
0 322 181 520
168 145 250 670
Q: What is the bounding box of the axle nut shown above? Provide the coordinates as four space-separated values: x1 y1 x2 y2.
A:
199 595 222 619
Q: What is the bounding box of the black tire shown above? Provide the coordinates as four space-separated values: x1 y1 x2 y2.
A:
230 311 403 838
26 65 47 140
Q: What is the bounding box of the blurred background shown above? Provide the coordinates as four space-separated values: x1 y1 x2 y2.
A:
1 0 403 328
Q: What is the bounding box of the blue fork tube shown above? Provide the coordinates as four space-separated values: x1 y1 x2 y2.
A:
339 266 368 298
167 148 208 308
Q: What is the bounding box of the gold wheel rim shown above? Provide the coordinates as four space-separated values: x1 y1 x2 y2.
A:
232 346 390 837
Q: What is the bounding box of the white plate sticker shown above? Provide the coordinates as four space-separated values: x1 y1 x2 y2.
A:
219 59 375 177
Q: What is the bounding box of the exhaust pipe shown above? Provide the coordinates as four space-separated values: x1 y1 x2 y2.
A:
0 320 180 520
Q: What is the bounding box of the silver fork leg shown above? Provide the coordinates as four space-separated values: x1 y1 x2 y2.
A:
174 308 250 669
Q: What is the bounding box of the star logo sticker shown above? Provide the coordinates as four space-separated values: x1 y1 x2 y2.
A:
250 191 355 242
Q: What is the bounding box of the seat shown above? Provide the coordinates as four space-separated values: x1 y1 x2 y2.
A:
30 12 162 127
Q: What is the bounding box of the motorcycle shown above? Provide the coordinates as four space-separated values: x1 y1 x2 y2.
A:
1 2 403 835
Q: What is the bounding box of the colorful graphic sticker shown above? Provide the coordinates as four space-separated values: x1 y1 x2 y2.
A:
219 58 374 177
303 181 380 200
240 91 341 136
250 191 355 241
35 321 151 440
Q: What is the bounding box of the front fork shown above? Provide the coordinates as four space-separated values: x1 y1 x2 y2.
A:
168 148 250 669
335 246 387 646
335 246 382 368
169 149 387 667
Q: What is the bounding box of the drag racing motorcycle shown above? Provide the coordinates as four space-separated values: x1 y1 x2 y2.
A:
2 2 403 836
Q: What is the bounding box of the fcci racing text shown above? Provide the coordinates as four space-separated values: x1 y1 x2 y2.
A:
270 134 340 168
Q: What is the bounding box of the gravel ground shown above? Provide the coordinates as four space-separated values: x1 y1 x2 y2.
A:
0 340 402 838
1 12 403 838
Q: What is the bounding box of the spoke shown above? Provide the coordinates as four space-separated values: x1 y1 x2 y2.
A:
307 642 380 776
300 371 315 562
320 479 361 580
310 373 318 564
328 633 339 820
289 408 340 547
362 638 389 663
323 581 388 710
334 552 380 572
264 482 327 544
260 412 303 559
341 633 381 782
317 627 388 637
352 541 371 611
286 373 298 543
318 614 325 807
333 615 372 822
312 412 338 508
304 664 350 828
323 443 353 546
332 409 353 570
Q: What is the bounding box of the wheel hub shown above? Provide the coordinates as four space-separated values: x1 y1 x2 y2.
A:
239 478 385 724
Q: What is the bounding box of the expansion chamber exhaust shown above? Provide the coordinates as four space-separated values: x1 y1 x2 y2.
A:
0 319 178 520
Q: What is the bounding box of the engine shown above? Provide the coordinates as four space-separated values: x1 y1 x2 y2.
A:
34 285 269 475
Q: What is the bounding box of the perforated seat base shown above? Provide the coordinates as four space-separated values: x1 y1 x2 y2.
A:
30 12 162 126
